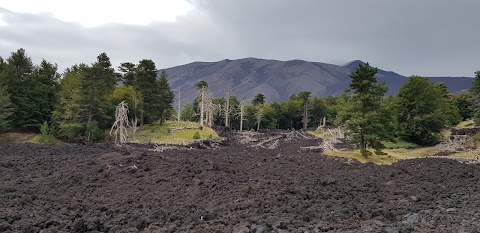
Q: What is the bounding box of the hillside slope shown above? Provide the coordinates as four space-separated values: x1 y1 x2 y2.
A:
160 58 473 104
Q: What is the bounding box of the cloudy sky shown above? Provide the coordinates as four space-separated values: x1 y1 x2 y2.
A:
0 0 478 77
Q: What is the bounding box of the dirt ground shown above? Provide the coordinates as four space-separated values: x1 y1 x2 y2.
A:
1 132 480 233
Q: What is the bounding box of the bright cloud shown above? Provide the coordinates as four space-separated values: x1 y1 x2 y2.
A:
0 0 194 27
0 14 6 26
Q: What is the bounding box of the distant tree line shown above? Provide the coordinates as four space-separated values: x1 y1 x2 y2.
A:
181 64 478 155
0 48 174 142
0 48 479 150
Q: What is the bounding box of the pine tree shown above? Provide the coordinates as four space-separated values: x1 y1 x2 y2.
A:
0 48 34 128
157 70 174 123
339 63 388 155
118 62 136 86
0 85 13 129
134 59 159 124
26 60 60 127
472 71 480 125
78 53 116 127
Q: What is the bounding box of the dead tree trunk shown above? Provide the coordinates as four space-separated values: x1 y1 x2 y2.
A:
199 87 205 126
110 101 130 144
177 87 181 122
131 94 142 141
302 101 310 130
224 89 231 128
199 90 217 127
239 100 245 132
256 106 263 131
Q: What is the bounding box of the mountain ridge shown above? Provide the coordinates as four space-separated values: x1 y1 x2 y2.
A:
158 58 474 105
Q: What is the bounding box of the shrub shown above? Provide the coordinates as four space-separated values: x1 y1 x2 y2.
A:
59 123 85 142
37 121 57 144
37 135 57 144
193 131 201 139
85 121 104 142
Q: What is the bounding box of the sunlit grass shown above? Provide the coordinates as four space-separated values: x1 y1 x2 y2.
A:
307 129 333 139
456 120 475 129
448 151 477 159
0 132 40 143
382 140 418 149
325 147 441 165
132 121 220 144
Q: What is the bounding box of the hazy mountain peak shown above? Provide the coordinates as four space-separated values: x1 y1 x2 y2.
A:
160 58 473 105
343 60 367 70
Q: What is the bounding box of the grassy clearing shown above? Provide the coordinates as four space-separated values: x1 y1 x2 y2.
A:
382 140 418 149
307 129 333 139
0 132 40 143
325 147 441 165
456 120 475 129
132 121 220 144
448 151 477 159
0 132 62 144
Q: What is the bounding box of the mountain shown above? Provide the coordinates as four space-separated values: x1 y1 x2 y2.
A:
159 58 474 104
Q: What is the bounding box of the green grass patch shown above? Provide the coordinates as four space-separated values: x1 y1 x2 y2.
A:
0 132 40 143
448 151 477 159
456 120 475 129
132 121 220 144
382 140 418 149
307 129 333 139
325 147 440 165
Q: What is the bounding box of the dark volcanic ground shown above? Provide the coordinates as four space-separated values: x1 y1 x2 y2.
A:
1 138 480 233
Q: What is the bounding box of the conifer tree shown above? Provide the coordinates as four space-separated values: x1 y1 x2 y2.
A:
134 59 159 124
338 63 388 155
157 70 174 123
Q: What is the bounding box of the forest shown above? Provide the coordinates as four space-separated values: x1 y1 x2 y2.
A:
1 48 479 154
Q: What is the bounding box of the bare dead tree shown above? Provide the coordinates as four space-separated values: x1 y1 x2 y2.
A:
224 88 231 128
111 101 131 144
256 105 263 131
203 91 218 127
302 101 311 130
131 94 142 141
196 81 208 126
239 100 246 131
176 87 181 122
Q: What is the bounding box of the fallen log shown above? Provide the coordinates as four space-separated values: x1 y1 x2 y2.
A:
253 135 284 147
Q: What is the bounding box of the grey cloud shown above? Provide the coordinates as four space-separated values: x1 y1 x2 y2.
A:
1 0 479 76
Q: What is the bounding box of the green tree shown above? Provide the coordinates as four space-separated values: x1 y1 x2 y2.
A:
52 64 85 125
134 59 159 124
0 48 34 128
26 60 60 127
471 71 480 125
180 103 195 121
156 70 174 123
0 85 13 129
53 54 115 142
118 62 136 86
252 93 266 106
78 53 116 128
339 63 389 155
309 97 328 127
108 85 144 120
0 49 60 129
396 76 449 145
453 93 473 121
435 83 461 126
